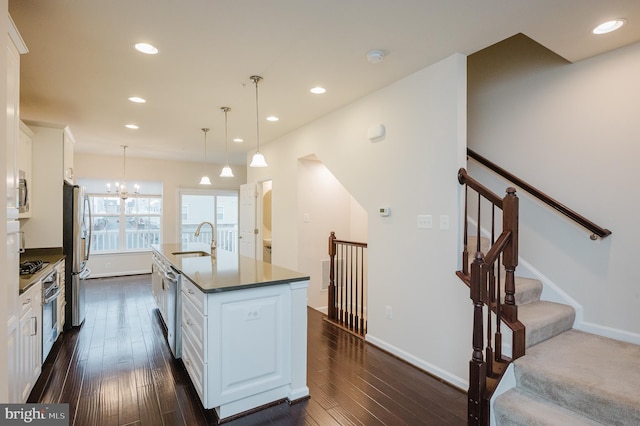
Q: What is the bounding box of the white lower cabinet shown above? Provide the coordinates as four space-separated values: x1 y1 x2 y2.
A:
180 278 294 420
18 281 42 402
7 319 20 403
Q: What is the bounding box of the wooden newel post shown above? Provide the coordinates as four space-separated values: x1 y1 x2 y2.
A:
501 187 525 358
328 232 337 321
468 252 486 425
501 187 518 321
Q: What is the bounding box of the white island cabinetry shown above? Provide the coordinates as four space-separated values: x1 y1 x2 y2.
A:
153 244 309 421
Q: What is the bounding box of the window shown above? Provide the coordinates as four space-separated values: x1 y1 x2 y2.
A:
89 194 162 253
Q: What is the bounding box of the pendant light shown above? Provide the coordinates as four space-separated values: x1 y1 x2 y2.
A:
249 75 268 167
116 145 129 200
219 107 234 177
199 128 212 185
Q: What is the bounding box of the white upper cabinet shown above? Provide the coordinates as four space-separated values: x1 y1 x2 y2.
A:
20 123 75 249
6 19 27 219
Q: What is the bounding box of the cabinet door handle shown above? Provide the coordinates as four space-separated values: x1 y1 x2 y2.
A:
186 319 193 326
22 298 31 306
31 317 37 336
187 289 194 295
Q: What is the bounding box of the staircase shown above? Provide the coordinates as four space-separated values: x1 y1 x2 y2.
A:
489 256 640 425
458 165 638 425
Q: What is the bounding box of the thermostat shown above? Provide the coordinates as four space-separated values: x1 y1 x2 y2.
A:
379 207 390 217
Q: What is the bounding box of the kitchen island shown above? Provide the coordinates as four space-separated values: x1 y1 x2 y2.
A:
151 243 310 421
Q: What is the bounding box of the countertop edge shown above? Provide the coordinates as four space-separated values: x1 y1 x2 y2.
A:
152 244 309 294
182 273 310 293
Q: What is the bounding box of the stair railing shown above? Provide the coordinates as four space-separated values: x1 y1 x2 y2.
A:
457 168 525 426
467 149 611 240
327 232 368 336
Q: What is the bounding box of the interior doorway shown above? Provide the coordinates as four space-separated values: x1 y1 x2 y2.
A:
261 180 272 263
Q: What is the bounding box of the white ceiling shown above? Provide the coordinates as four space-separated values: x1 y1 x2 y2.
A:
9 0 640 165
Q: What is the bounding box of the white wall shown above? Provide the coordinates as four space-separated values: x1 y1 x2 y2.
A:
74 153 246 276
248 53 470 388
296 157 367 309
468 35 640 339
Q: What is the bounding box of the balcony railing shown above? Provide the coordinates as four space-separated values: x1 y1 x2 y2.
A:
91 225 238 253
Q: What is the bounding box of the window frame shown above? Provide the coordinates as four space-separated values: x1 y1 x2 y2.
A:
88 192 163 254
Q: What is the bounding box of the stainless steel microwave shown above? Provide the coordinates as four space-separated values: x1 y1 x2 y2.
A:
18 169 29 214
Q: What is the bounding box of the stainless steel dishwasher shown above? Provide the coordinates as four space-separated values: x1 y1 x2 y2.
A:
153 254 182 359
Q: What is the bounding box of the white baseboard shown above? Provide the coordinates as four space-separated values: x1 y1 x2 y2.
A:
575 321 640 345
365 333 467 391
89 269 151 279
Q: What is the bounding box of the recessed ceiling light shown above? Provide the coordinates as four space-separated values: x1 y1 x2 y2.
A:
128 96 146 103
266 116 279 122
310 87 326 94
125 124 139 129
233 138 244 143
134 42 158 54
593 19 626 34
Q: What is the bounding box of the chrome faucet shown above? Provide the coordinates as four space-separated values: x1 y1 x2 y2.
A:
194 221 216 258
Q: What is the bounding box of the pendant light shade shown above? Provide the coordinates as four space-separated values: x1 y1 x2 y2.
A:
249 152 268 168
199 128 212 185
249 75 268 168
219 107 234 177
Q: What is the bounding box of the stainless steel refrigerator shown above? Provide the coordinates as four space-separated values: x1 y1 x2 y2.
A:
63 182 92 329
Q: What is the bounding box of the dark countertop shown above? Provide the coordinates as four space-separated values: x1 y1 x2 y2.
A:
152 243 309 293
19 249 65 294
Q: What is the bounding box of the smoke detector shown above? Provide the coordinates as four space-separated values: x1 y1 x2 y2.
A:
367 50 384 63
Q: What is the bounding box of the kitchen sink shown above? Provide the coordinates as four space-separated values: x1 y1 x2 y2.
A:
171 251 210 257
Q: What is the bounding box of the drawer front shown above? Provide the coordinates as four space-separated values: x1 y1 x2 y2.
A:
182 278 206 315
20 284 39 318
182 329 206 404
182 295 207 360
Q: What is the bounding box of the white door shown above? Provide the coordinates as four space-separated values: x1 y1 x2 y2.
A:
239 183 257 258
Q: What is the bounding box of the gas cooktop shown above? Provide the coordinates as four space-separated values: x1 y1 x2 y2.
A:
20 260 45 275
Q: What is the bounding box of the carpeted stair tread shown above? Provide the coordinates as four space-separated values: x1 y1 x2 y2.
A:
517 301 574 348
513 329 640 425
494 387 603 425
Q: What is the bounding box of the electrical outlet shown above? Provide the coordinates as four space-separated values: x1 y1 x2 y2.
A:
385 305 393 319
303 213 310 223
417 215 432 229
440 215 450 230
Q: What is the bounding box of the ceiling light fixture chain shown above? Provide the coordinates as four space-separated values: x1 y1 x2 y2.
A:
220 107 234 177
249 75 268 167
118 145 129 199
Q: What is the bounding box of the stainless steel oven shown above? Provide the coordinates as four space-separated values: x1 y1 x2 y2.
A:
42 270 60 361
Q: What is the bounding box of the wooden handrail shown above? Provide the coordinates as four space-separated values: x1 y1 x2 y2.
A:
467 149 612 239
458 168 503 207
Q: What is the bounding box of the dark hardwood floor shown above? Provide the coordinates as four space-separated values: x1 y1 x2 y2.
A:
30 274 467 425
